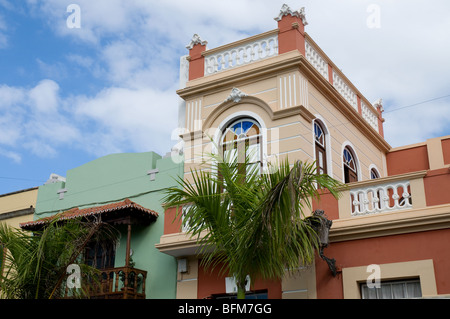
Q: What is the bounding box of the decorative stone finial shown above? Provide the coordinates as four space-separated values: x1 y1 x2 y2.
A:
274 4 308 26
225 88 248 103
373 98 384 112
186 34 208 50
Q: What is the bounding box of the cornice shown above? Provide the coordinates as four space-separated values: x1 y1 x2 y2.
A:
299 56 391 152
330 204 450 243
337 170 428 191
304 33 380 117
177 50 303 99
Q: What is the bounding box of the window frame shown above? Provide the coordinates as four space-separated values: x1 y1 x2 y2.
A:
343 146 358 183
219 117 263 175
314 121 328 175
360 278 422 299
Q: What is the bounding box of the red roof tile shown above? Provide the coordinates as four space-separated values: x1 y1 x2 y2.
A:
20 198 158 229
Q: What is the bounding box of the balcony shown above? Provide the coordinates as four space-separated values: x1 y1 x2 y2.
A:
157 169 450 256
62 266 147 299
331 170 450 242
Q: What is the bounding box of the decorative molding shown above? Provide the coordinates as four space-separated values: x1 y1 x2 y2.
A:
57 188 67 200
274 4 308 26
225 88 248 103
186 34 207 50
147 169 159 181
0 206 34 221
330 203 450 243
373 98 384 112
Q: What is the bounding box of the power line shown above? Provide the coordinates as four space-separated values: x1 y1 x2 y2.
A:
384 94 450 114
0 176 46 183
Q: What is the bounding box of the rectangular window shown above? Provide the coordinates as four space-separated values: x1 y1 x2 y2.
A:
361 279 422 299
213 290 268 299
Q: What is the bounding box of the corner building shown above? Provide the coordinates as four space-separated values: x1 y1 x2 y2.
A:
156 4 450 299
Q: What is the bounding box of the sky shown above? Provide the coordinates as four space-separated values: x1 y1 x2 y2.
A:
0 0 449 195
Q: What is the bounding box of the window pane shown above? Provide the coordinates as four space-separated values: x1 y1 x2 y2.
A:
232 122 242 135
406 282 422 298
391 283 405 299
241 121 253 133
367 287 378 299
380 285 392 299
247 144 260 163
361 279 421 299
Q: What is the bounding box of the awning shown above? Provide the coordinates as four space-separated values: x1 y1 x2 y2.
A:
20 198 158 231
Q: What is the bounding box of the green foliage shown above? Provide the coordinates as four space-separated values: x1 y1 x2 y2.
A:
163 148 342 299
0 216 119 299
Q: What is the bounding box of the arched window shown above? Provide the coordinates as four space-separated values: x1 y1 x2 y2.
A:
343 146 358 183
220 118 262 174
314 121 327 175
370 167 380 179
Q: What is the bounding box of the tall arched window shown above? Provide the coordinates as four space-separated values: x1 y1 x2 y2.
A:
314 121 327 175
343 146 358 183
220 118 262 174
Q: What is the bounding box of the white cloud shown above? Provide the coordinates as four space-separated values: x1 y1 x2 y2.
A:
1 0 449 165
28 79 60 113
73 86 179 156
0 80 82 159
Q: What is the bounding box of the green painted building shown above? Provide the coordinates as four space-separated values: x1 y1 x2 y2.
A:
29 151 183 299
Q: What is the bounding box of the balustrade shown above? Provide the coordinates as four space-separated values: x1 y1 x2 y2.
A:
63 266 147 299
204 33 278 75
350 180 412 216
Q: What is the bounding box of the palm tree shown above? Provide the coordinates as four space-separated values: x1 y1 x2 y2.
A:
0 216 119 299
163 148 342 299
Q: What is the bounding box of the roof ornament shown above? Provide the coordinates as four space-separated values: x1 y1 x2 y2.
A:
186 34 208 50
274 4 308 26
373 98 384 112
225 88 248 103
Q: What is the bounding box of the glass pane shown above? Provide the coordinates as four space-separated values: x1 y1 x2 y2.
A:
367 287 378 299
371 169 379 179
314 123 323 138
224 148 237 163
318 151 323 167
246 124 259 137
392 283 405 299
223 130 236 143
247 144 260 163
233 122 242 135
380 285 392 299
241 121 253 133
406 282 422 298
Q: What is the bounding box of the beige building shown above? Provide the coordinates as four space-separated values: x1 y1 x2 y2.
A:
0 187 38 229
0 187 38 279
157 4 450 299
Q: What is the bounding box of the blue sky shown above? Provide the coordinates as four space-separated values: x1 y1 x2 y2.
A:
0 0 449 195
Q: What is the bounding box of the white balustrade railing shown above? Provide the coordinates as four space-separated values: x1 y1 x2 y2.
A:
204 34 278 75
333 72 358 110
361 101 379 131
350 180 412 216
305 41 328 79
